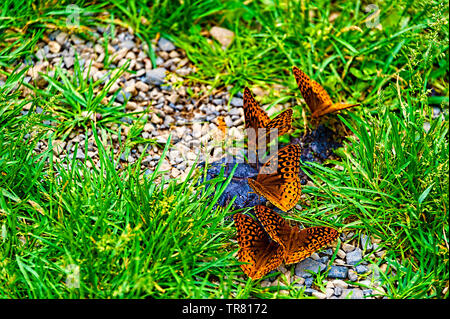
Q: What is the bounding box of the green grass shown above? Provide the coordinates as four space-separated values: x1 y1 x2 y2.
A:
0 0 449 298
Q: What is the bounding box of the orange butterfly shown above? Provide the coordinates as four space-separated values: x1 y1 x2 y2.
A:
254 205 339 265
234 213 285 279
243 87 292 155
292 66 360 118
248 144 301 211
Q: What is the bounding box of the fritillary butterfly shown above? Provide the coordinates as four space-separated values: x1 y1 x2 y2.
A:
243 87 292 153
254 205 339 264
292 66 360 118
248 144 302 211
234 213 285 279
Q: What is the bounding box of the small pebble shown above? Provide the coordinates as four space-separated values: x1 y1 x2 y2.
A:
355 265 369 274
158 37 176 51
294 258 326 278
146 68 167 85
342 243 355 252
312 291 327 299
348 269 358 281
328 266 348 279
48 41 61 53
230 97 243 107
346 247 362 265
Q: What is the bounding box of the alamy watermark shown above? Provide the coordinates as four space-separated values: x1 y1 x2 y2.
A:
65 264 80 288
194 125 280 174
66 4 80 28
365 4 381 29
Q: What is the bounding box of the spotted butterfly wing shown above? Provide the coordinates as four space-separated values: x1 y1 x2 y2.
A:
266 109 293 137
292 66 360 117
254 205 339 264
234 213 285 279
243 87 292 142
248 144 301 211
243 87 270 129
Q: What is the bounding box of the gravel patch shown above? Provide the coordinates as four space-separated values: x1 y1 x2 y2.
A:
17 26 256 182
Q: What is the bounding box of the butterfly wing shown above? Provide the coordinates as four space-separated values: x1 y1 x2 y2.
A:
293 66 330 115
293 66 359 117
234 213 285 279
243 87 270 129
248 144 301 211
254 205 293 246
266 109 292 137
254 205 339 265
312 102 361 117
284 226 339 264
256 109 293 155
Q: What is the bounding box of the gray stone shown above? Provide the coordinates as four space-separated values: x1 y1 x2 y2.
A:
224 115 233 127
64 56 74 68
348 269 358 281
146 68 167 85
175 67 192 76
36 48 45 60
294 258 326 278
327 266 348 279
334 286 342 296
355 265 368 274
55 32 68 45
158 37 176 51
230 97 243 107
155 56 164 66
119 152 128 162
120 40 135 50
212 98 224 105
346 247 362 265
229 107 242 116
164 115 175 126
156 135 168 145
319 256 329 264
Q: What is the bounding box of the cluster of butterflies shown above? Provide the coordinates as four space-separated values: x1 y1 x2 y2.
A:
233 66 360 279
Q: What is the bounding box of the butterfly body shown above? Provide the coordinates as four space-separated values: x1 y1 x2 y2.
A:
292 66 360 118
248 144 302 211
